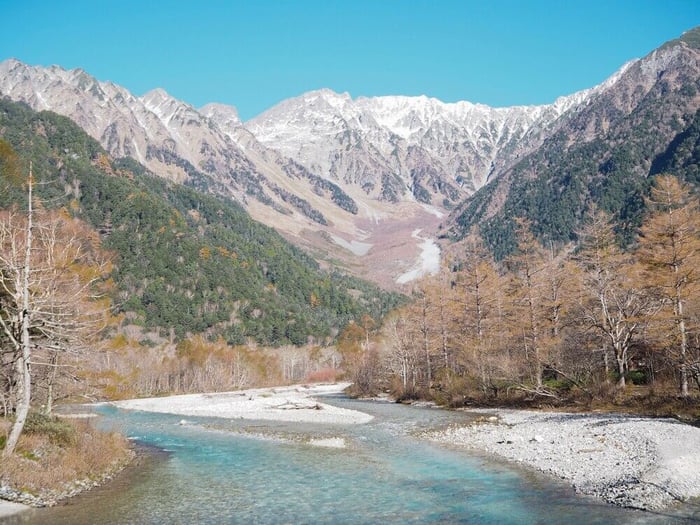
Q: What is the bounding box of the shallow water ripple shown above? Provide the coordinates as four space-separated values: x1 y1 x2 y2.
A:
16 397 699 525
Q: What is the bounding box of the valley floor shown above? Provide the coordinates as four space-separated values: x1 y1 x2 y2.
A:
108 384 700 511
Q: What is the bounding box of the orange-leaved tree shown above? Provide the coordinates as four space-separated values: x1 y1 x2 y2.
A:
637 175 700 396
574 207 655 389
504 219 553 390
453 232 503 394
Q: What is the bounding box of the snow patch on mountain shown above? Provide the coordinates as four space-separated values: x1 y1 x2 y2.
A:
396 229 441 284
420 204 445 219
329 234 373 256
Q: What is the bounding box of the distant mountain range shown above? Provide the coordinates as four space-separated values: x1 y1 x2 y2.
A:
1 26 699 281
246 86 602 199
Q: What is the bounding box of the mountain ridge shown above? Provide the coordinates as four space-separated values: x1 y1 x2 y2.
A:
2 27 696 281
445 32 700 258
0 55 600 287
0 97 404 346
0 55 627 204
0 58 449 287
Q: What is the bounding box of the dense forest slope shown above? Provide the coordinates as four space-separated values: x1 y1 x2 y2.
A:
0 99 403 346
446 27 700 258
651 107 700 185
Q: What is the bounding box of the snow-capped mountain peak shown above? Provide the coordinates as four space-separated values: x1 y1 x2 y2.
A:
0 55 640 288
201 102 241 127
247 79 612 197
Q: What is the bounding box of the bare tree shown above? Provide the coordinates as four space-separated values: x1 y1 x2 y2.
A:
1 166 111 456
383 312 419 392
574 207 655 389
0 166 33 456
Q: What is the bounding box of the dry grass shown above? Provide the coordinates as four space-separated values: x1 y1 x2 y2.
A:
432 380 700 426
0 415 132 500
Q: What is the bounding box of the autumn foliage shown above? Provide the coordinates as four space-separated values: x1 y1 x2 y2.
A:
379 175 700 405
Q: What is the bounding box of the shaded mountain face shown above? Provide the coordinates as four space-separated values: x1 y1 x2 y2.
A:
445 29 700 259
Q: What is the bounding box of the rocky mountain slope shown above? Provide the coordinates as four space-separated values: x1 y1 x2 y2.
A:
2 28 696 281
0 98 404 345
0 59 422 287
246 85 606 204
446 28 700 259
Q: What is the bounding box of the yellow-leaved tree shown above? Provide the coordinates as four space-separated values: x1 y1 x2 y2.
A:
637 175 700 396
574 207 656 389
453 232 503 395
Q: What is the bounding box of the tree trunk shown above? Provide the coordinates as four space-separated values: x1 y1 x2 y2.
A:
5 350 31 456
44 352 59 415
603 348 610 378
614 342 626 389
675 271 689 397
3 166 33 457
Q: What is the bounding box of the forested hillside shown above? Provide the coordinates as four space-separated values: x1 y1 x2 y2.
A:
365 177 700 405
651 108 700 185
447 28 700 259
0 99 404 347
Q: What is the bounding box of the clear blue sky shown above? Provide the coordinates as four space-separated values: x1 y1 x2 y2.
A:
1 0 699 120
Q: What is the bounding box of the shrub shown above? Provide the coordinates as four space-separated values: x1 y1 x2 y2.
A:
305 368 341 383
391 382 421 403
628 369 649 385
0 417 132 501
430 373 476 407
543 378 573 392
23 411 76 446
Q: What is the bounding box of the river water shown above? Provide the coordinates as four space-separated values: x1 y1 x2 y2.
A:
12 395 700 524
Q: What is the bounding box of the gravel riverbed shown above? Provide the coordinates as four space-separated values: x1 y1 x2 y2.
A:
427 409 700 510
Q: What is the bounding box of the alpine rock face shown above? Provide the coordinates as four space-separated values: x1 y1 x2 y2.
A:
445 30 700 258
246 77 622 204
0 60 258 186
0 59 445 287
0 51 641 287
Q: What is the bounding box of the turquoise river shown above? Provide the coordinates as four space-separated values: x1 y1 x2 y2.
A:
5 395 699 524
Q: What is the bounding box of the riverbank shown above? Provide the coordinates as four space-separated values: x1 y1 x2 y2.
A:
426 408 700 510
111 382 374 424
0 414 133 513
